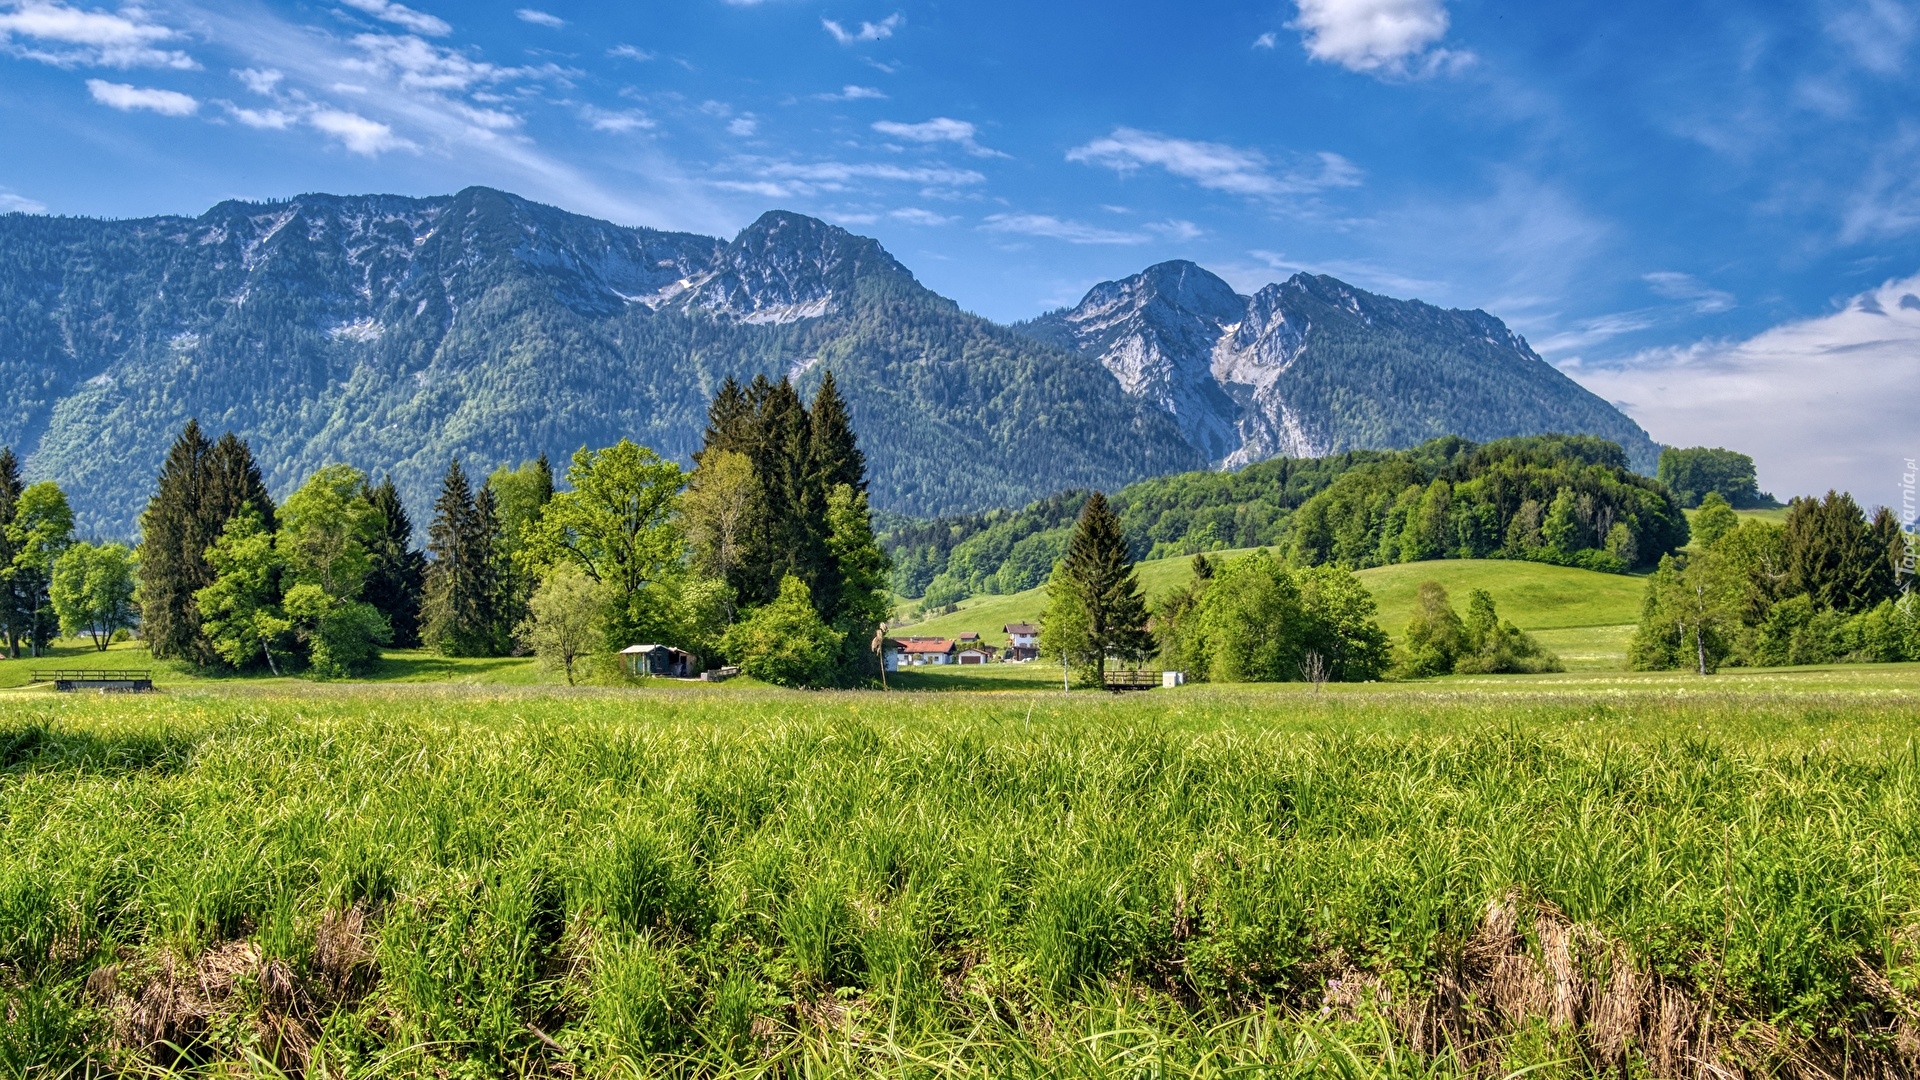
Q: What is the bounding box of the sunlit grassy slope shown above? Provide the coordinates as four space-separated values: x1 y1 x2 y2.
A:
899 551 1644 655
6 676 1920 1076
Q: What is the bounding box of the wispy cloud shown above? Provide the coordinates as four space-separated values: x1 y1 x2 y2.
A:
1067 127 1361 199
717 159 985 199
889 207 954 225
86 78 196 114
871 117 1004 157
580 104 652 133
515 8 564 29
0 0 195 69
1566 273 1920 504
1824 0 1918 76
727 115 757 136
1643 271 1736 313
817 84 887 101
337 0 450 37
0 190 47 213
223 102 295 128
822 13 902 45
607 44 653 61
982 213 1148 245
1289 0 1470 76
1253 31 1277 49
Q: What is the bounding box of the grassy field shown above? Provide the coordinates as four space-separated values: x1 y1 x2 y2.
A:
5 673 1920 1078
897 554 1647 671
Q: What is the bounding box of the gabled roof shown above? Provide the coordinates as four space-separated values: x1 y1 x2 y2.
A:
890 636 955 654
1003 623 1038 635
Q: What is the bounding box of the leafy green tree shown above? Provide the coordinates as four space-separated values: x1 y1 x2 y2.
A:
1041 492 1153 686
1297 564 1392 681
722 574 843 687
682 449 758 586
516 565 607 686
528 440 685 649
5 483 75 656
136 423 276 664
283 583 389 679
1692 492 1740 548
421 461 501 657
1629 553 1739 673
1398 581 1468 677
1192 550 1308 682
194 509 291 674
1451 588 1559 675
1541 488 1582 555
1658 446 1767 508
51 541 137 651
279 464 380 599
488 456 555 641
363 476 426 648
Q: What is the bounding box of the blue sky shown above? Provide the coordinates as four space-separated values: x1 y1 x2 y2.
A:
2 0 1917 505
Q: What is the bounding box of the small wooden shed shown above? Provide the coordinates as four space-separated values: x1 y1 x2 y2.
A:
620 644 699 678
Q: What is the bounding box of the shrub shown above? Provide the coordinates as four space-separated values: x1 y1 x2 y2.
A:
722 575 843 687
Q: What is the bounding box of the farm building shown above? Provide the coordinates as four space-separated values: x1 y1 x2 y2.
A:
956 644 997 665
1003 623 1039 662
885 637 956 670
620 644 699 678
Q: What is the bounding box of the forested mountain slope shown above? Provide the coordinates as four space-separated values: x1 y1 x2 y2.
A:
0 189 1199 535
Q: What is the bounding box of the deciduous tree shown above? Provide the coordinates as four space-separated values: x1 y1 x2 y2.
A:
51 541 137 651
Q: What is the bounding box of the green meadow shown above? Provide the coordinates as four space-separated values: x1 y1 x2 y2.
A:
5 670 1920 1078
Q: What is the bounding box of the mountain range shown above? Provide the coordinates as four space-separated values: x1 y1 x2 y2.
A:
0 186 1656 537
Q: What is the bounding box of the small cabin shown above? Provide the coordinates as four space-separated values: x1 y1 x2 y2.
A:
620 644 699 678
1003 623 1040 662
956 644 997 665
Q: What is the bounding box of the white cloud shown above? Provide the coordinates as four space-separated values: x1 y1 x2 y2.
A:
607 44 653 61
235 66 282 94
337 0 450 37
889 207 953 225
1067 127 1361 199
1566 274 1920 505
1842 122 1920 242
346 33 515 91
718 159 985 198
871 116 1003 157
1146 219 1204 241
0 0 194 69
86 78 195 114
581 105 652 133
0 191 47 213
1253 31 1277 48
727 116 757 136
981 213 1147 245
1643 271 1736 314
822 13 901 45
818 83 886 101
1290 0 1461 75
309 106 412 153
515 8 564 28
226 103 295 128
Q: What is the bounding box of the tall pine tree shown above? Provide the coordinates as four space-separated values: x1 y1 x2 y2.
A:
699 377 755 462
363 475 426 648
0 447 22 659
205 432 278 533
1042 492 1154 684
421 460 501 656
138 421 214 662
809 370 866 495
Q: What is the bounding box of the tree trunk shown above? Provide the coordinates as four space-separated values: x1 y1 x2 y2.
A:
261 640 280 677
1695 622 1708 676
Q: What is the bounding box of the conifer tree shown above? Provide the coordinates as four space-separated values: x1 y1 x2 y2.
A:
205 431 277 533
421 460 500 656
699 377 755 461
138 420 214 661
1785 491 1890 613
809 371 866 495
0 447 21 658
363 475 426 647
1041 492 1153 685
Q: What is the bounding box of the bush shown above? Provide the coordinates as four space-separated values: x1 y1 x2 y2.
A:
722 575 843 687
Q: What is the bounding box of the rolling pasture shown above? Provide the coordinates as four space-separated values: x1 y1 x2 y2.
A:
5 672 1920 1077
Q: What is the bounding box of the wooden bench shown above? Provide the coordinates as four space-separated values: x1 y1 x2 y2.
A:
30 669 155 693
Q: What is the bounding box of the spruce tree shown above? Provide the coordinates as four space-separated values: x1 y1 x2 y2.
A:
138 420 214 662
699 377 755 461
363 475 426 647
1044 492 1153 683
205 432 277 533
474 482 509 653
0 447 21 658
809 370 866 495
1785 491 1887 613
421 460 500 656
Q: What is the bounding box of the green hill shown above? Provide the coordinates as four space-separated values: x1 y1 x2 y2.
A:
893 551 1645 662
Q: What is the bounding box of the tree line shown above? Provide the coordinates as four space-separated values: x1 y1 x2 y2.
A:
0 448 138 659
1631 490 1915 671
126 372 890 687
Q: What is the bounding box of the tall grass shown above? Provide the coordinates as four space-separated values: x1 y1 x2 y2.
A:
3 683 1920 1076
